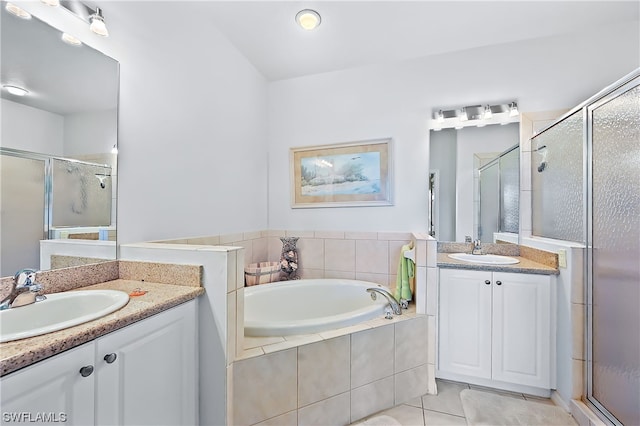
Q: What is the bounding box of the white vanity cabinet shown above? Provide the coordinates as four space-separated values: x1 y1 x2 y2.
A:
0 342 95 425
1 300 197 426
438 269 553 391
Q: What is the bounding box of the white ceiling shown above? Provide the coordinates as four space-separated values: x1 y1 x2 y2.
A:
198 0 640 81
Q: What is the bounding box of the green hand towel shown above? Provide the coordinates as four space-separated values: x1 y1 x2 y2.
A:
395 244 415 302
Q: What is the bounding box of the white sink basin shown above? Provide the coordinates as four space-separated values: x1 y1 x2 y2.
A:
0 290 129 343
448 253 520 265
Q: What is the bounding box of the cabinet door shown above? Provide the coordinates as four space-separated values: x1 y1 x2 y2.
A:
95 301 197 426
0 342 95 426
439 269 492 379
491 272 551 388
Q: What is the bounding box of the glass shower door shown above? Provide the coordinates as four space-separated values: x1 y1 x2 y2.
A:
587 78 640 426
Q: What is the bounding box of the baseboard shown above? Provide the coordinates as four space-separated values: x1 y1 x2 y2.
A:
550 390 570 412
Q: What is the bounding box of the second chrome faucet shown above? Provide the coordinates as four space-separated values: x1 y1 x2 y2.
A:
366 287 402 319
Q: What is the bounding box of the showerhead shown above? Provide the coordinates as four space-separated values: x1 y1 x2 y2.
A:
537 162 547 173
95 174 108 188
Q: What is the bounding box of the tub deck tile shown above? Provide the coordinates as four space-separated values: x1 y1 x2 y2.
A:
262 335 324 354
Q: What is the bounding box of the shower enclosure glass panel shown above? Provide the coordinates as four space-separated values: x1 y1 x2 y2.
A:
588 80 640 426
499 147 519 234
0 154 46 275
51 159 112 227
531 111 584 243
478 162 499 242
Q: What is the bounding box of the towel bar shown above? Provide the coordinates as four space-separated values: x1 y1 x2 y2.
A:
403 248 416 263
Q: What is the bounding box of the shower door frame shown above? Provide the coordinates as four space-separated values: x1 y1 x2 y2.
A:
585 72 640 426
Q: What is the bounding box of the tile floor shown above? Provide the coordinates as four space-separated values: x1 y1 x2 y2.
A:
352 379 571 426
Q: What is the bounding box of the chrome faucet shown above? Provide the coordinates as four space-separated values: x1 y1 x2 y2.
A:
0 269 45 310
366 287 402 318
471 239 483 255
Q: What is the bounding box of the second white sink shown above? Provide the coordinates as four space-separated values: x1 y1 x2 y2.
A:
0 289 129 343
448 253 520 265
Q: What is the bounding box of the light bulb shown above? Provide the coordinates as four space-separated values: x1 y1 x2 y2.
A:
5 3 31 19
296 9 321 30
89 8 109 37
483 105 493 119
61 33 82 46
3 85 28 96
436 110 444 123
459 107 468 121
509 102 519 117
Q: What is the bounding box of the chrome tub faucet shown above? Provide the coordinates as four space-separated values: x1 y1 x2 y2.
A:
0 269 45 310
367 287 402 319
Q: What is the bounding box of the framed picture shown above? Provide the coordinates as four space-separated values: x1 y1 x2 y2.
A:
290 138 393 208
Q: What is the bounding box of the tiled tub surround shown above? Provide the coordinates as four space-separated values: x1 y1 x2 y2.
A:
0 260 204 376
232 310 430 426
137 232 434 425
155 230 415 289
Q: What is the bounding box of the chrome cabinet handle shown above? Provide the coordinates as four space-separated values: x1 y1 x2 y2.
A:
104 353 117 364
496 280 502 286
485 280 491 285
79 365 94 377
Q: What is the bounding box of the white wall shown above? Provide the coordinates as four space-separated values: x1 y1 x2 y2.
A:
14 1 269 245
64 109 117 157
1 98 64 155
267 20 639 233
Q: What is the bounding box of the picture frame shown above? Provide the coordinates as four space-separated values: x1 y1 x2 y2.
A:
290 138 393 208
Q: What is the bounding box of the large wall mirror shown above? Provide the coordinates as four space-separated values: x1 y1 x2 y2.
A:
428 123 520 243
0 5 119 277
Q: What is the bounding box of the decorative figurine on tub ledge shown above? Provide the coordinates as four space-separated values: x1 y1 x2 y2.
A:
279 237 300 280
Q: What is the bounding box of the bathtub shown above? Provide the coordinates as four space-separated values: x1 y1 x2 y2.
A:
244 279 389 337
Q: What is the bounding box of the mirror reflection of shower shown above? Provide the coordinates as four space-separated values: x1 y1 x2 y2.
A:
477 144 520 243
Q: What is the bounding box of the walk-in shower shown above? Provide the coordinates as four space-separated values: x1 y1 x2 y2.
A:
531 69 639 426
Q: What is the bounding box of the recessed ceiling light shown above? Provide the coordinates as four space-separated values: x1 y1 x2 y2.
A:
3 85 29 96
5 3 31 19
296 9 321 31
61 33 82 46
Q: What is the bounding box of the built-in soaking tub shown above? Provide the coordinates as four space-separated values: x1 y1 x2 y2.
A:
244 279 389 337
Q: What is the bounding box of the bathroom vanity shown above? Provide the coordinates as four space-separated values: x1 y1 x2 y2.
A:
436 250 558 396
1 301 196 425
0 261 203 425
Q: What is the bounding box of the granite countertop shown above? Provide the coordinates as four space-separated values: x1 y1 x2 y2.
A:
437 252 559 275
0 279 204 377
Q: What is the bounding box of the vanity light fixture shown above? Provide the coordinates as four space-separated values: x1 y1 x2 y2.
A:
296 9 321 30
89 7 108 37
2 85 29 96
61 32 82 46
431 101 519 130
41 0 60 6
5 3 31 19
